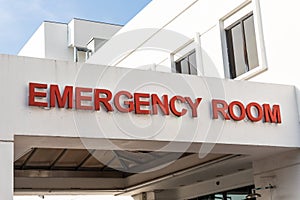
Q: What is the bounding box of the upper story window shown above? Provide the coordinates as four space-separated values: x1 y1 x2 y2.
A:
171 38 199 76
225 12 258 79
175 50 197 75
221 2 267 80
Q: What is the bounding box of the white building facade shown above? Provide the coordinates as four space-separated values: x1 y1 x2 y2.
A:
1 0 300 200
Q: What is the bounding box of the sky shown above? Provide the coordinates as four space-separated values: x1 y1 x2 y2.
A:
1 0 151 199
0 0 152 55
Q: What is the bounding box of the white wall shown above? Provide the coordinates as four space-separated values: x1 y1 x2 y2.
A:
0 54 299 150
253 149 300 200
18 23 45 58
88 0 300 123
88 0 300 87
246 0 300 120
250 0 300 88
87 0 249 78
44 22 73 61
0 142 13 200
251 0 300 122
19 19 122 62
18 22 72 61
68 19 122 48
20 0 300 88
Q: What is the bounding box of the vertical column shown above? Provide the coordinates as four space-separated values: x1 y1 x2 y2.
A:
195 32 204 76
0 141 13 200
253 149 300 200
73 47 78 62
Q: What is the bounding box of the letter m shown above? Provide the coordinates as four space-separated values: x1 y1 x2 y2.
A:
263 104 281 123
50 85 73 108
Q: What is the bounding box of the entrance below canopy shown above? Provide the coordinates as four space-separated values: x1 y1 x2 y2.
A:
14 135 293 198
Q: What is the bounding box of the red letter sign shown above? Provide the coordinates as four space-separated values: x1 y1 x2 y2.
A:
263 104 282 123
50 85 73 108
212 99 230 120
170 96 187 117
28 82 48 107
75 87 93 110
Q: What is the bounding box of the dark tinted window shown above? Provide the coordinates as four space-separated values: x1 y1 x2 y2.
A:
175 50 197 75
226 13 258 79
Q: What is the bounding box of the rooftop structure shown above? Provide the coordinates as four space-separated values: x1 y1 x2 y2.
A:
18 18 122 62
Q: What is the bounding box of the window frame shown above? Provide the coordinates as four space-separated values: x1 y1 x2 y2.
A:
220 0 267 80
175 49 197 75
170 36 201 76
225 12 256 79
